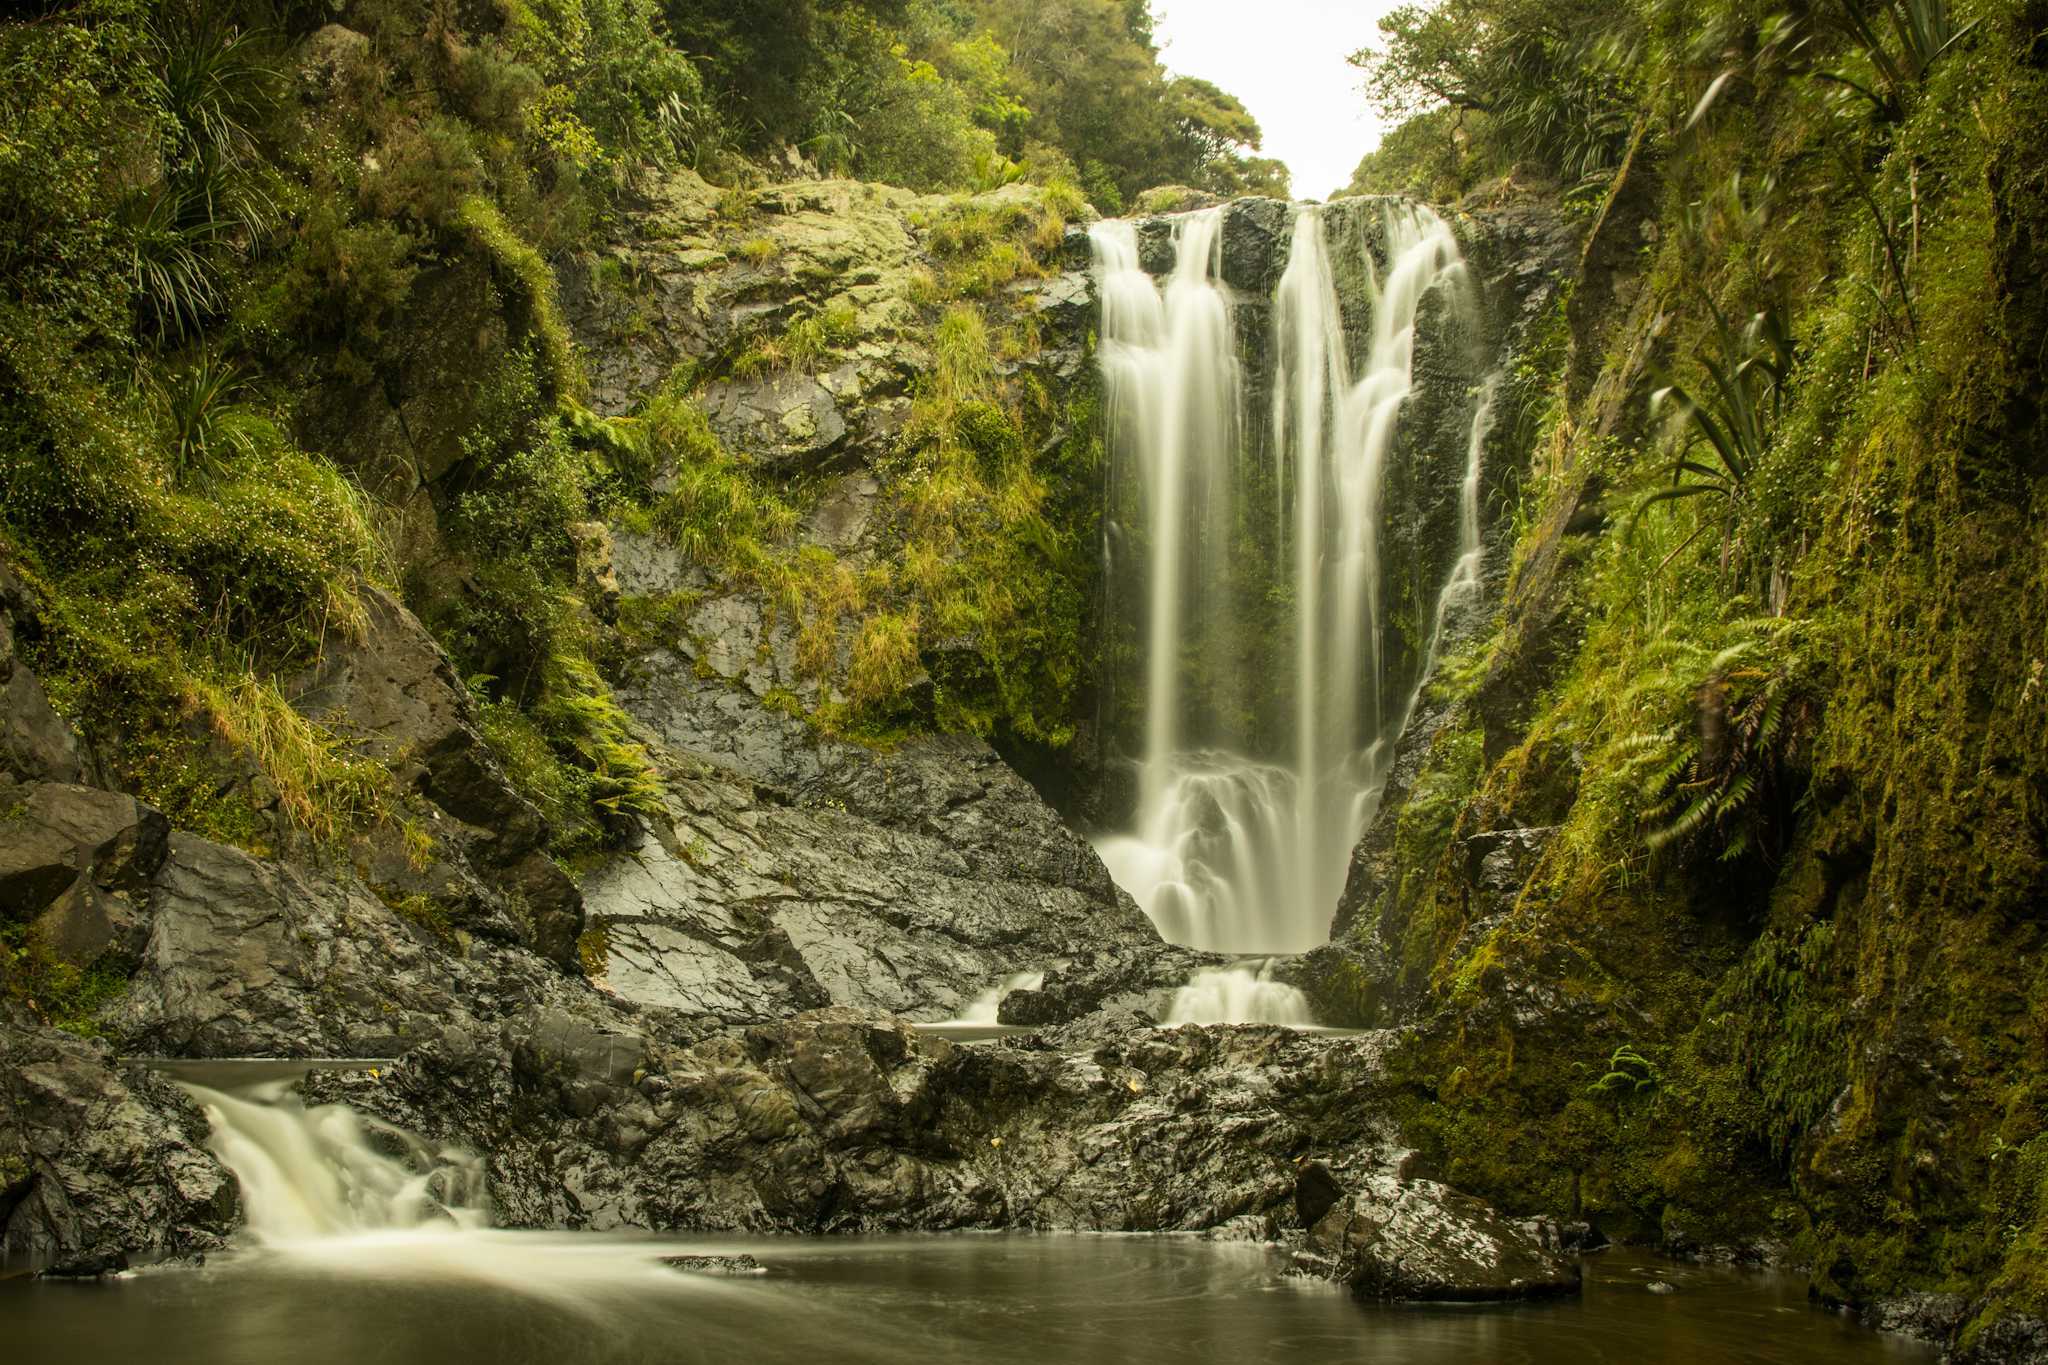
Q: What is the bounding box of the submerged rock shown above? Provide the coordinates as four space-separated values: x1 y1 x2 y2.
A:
662 1253 765 1275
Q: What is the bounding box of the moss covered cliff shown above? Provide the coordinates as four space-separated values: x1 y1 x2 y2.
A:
1316 0 2048 1352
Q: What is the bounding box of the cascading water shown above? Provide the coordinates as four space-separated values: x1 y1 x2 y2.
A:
1163 962 1313 1027
182 1079 488 1243
178 1075 747 1308
1094 200 1490 1009
952 970 1045 1025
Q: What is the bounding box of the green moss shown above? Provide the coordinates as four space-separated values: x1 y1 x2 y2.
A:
576 923 610 979
0 923 130 1037
455 195 584 402
380 890 457 949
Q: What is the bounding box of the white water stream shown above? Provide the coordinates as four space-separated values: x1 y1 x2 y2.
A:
1092 201 1489 1019
177 1078 735 1310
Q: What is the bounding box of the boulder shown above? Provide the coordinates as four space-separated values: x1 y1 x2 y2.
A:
290 586 584 965
0 1021 237 1273
585 663 1169 1023
1295 1175 1581 1301
306 1006 1428 1239
0 567 88 786
1218 196 1294 295
0 783 169 965
293 587 537 839
107 833 472 1056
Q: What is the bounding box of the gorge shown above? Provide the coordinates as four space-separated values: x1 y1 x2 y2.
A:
5 2 2048 1362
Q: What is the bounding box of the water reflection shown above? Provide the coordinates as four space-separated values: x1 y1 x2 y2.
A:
0 1235 1936 1365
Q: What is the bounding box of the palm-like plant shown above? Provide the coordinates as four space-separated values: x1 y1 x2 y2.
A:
1639 305 1793 518
155 8 280 168
154 352 280 483
1817 0 1980 121
124 186 228 343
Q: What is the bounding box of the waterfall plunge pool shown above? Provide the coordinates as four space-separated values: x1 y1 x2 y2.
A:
1 1064 1934 1362
0 1232 1935 1364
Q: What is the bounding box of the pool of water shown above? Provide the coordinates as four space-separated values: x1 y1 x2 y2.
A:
0 1232 1935 1364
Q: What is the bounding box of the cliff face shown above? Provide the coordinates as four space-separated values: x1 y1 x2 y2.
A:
1300 34 2048 1356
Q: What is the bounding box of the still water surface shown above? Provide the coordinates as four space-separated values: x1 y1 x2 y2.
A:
2 1232 1935 1364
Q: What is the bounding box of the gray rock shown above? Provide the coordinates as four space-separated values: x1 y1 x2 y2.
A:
1295 1176 1581 1301
0 567 88 786
0 783 170 965
293 587 537 841
1218 196 1295 295
290 586 583 965
1955 1312 2048 1364
1863 1291 1969 1341
309 1007 1467 1244
587 663 1168 1023
662 1253 765 1275
0 1021 237 1273
104 833 571 1057
701 371 850 477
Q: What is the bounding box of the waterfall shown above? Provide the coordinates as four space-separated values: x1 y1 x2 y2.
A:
181 1079 488 1243
1404 369 1503 716
1093 200 1487 978
952 970 1044 1025
1164 963 1313 1027
176 1075 745 1307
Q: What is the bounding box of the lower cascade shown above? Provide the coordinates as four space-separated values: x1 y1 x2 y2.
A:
175 1077 717 1308
1091 200 1495 1000
181 1080 488 1243
1163 963 1313 1027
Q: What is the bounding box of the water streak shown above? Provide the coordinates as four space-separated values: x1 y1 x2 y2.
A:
1164 964 1313 1027
952 971 1045 1025
180 1077 740 1311
1092 202 1482 974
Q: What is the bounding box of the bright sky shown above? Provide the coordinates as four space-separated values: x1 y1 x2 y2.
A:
1152 0 1406 201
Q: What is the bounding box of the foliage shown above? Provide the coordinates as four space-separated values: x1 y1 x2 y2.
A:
1584 1044 1662 1101
152 352 282 484
1638 306 1794 525
1816 0 1981 122
1351 0 1640 193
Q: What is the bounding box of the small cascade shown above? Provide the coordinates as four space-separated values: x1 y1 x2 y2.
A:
1397 369 1503 726
181 1079 487 1243
1092 199 1490 998
952 970 1045 1025
1163 963 1313 1027
179 1073 740 1307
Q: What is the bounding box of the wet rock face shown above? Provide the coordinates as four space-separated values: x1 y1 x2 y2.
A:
1217 196 1292 295
0 1022 236 1274
584 662 1171 1023
290 586 584 966
1293 1177 1581 1301
0 782 169 966
309 1002 1564 1296
1862 1293 1970 1344
1954 1313 2048 1364
103 834 586 1058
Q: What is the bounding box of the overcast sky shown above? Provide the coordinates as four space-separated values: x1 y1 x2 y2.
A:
1152 0 1405 200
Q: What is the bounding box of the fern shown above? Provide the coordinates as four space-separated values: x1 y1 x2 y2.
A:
1608 617 1821 864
